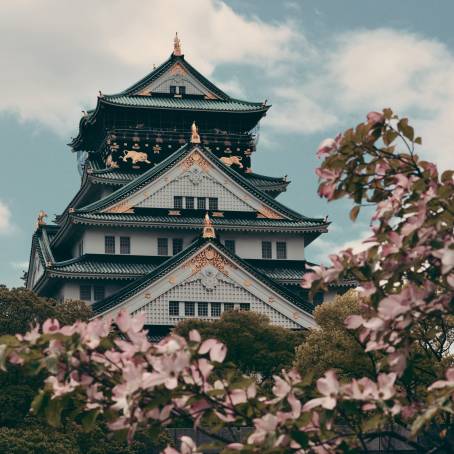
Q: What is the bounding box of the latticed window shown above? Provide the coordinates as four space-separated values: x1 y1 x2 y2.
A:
172 238 183 255
211 303 221 317
224 240 236 254
276 241 287 259
185 302 195 316
158 238 169 256
170 85 177 95
169 301 179 316
198 302 208 316
174 196 183 209
224 303 235 312
120 237 131 255
105 236 115 254
79 284 91 301
240 303 250 311
208 197 218 210
179 86 186 95
93 285 105 301
262 241 272 259
185 197 194 209
197 197 206 210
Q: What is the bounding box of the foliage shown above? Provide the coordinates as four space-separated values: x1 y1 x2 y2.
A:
1 111 453 453
174 310 305 379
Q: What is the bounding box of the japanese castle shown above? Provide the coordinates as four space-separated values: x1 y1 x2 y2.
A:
27 35 346 333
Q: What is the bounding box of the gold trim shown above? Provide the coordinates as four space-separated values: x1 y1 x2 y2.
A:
184 245 233 274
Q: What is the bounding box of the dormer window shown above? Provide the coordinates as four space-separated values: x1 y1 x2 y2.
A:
170 85 186 96
179 85 186 95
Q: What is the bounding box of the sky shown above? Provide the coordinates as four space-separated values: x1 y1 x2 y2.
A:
1 0 453 287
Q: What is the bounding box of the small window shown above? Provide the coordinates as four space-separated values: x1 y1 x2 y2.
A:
240 303 250 311
105 236 115 254
79 284 91 301
276 241 287 259
174 196 183 209
197 197 206 210
211 303 221 317
120 237 131 255
208 197 218 210
158 238 169 256
224 303 235 312
169 301 180 316
198 302 208 317
185 196 194 209
78 241 84 257
172 238 183 255
262 241 272 259
224 240 236 254
93 285 105 301
170 85 177 95
185 302 195 317
179 86 186 95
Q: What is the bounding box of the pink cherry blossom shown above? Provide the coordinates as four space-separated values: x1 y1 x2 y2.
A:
366 111 385 125
303 371 340 411
428 368 454 390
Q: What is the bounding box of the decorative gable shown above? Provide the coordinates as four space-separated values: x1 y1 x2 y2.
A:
103 147 285 219
133 62 219 99
97 243 315 329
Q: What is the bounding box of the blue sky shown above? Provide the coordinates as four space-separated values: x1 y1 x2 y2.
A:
1 0 453 287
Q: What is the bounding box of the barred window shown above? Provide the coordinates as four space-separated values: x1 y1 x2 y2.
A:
158 238 169 256
172 238 183 255
105 236 115 254
224 303 235 312
93 285 105 301
120 237 131 255
197 197 206 210
208 197 218 210
185 196 194 209
174 196 183 209
211 303 221 317
224 240 236 254
169 301 180 316
198 302 208 317
240 303 250 311
276 241 287 259
79 284 91 301
179 86 186 96
170 85 177 95
262 241 272 259
185 302 195 316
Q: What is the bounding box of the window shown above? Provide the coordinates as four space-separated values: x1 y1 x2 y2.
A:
79 284 91 301
185 302 195 316
169 301 180 316
224 240 236 254
198 302 208 316
179 86 186 95
197 197 206 210
158 238 169 256
93 285 105 301
174 196 183 209
276 241 287 259
78 241 84 257
240 303 250 311
105 236 115 254
208 197 218 210
170 85 177 95
224 303 235 312
262 241 272 259
172 238 183 255
120 237 131 255
211 303 221 317
185 196 194 209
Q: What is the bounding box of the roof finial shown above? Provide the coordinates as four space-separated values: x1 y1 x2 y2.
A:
190 121 201 144
173 32 182 56
202 213 216 238
35 210 47 230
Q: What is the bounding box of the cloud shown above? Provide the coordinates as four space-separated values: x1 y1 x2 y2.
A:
10 261 29 270
0 0 300 133
0 201 13 234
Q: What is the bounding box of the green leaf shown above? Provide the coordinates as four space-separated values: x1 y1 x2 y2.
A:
291 430 309 448
350 205 360 221
45 397 64 427
414 136 422 145
81 409 100 431
398 118 414 141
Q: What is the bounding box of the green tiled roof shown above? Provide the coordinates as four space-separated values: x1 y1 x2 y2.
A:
102 95 266 113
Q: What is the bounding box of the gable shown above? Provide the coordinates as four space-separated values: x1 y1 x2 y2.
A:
103 148 285 219
97 243 315 329
133 62 219 99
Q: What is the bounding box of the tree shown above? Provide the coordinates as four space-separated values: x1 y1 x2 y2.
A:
1 110 453 453
174 310 305 379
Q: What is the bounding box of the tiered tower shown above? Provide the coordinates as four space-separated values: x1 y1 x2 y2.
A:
27 36 344 334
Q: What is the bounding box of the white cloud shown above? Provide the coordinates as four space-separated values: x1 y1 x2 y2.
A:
0 201 13 234
11 261 29 270
0 0 301 133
